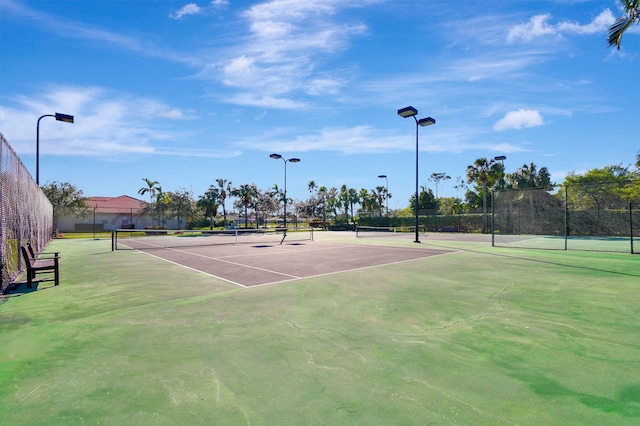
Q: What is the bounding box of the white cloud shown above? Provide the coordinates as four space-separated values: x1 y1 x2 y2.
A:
306 77 343 96
507 14 556 43
507 10 615 43
557 10 615 35
222 55 258 87
213 0 377 107
170 0 229 19
211 0 229 9
493 109 544 131
239 125 399 154
170 3 203 20
224 94 308 109
0 86 214 158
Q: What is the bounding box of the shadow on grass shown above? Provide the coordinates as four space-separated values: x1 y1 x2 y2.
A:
421 241 640 278
1 280 56 299
512 372 640 417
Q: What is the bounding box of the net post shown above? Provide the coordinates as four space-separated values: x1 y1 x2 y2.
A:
564 186 568 251
111 230 115 251
630 201 634 254
491 190 495 247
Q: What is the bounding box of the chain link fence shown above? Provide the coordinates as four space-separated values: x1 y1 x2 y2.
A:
1 133 53 292
492 183 639 253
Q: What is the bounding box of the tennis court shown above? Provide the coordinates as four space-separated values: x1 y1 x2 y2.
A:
3 231 640 425
114 228 452 287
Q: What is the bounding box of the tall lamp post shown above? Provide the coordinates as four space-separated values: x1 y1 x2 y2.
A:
36 113 74 185
494 155 506 189
397 106 435 243
269 153 300 229
377 174 388 217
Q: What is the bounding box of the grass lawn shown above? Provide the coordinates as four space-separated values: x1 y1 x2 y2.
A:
1 232 639 425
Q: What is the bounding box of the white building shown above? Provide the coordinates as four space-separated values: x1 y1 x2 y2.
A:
57 195 179 232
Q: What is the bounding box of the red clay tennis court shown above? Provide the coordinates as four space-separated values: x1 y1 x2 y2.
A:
114 229 452 287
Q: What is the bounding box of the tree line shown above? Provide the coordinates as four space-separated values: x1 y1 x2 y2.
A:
134 178 392 229
42 152 639 232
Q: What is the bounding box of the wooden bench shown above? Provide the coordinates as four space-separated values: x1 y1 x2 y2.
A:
20 244 60 289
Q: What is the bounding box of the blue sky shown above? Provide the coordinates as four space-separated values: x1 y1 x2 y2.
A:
1 0 638 210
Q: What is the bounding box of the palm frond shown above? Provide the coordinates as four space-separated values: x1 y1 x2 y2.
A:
608 0 640 49
608 16 632 49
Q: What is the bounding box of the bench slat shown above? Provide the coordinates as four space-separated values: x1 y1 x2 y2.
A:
21 245 60 289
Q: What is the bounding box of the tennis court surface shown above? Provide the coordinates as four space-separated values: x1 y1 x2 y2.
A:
115 229 452 287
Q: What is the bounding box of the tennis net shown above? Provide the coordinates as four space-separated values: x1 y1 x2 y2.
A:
355 225 423 238
112 227 314 250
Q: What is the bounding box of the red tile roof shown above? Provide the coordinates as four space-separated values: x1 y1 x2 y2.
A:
87 195 145 213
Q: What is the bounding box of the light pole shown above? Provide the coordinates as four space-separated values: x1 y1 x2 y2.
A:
378 174 388 217
36 112 74 185
398 106 435 243
494 155 506 189
269 153 300 229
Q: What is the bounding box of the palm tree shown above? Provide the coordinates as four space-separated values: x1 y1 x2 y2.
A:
608 0 640 50
156 187 171 228
138 178 160 226
270 183 290 225
326 187 339 224
138 178 159 203
308 180 317 194
317 185 331 229
337 186 359 224
373 185 387 217
507 163 552 227
507 163 552 189
231 184 258 228
358 188 371 213
466 158 501 233
216 178 232 227
198 186 219 229
347 187 359 224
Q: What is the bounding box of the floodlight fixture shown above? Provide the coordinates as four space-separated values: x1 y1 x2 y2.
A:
418 117 436 127
494 155 506 161
397 106 418 118
55 113 74 123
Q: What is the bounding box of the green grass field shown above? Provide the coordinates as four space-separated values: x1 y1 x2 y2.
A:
1 232 639 425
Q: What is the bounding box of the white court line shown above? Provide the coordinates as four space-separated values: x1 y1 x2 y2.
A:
123 240 456 288
141 245 301 286
127 249 249 288
248 250 458 288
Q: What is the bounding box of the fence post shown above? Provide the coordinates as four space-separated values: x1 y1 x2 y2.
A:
564 186 568 251
491 190 495 247
630 202 634 254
